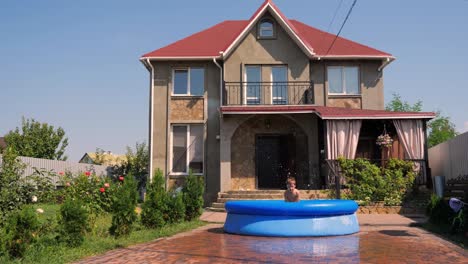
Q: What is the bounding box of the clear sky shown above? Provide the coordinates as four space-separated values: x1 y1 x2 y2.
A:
1 0 467 161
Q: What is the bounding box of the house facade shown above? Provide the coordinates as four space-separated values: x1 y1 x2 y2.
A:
140 0 435 202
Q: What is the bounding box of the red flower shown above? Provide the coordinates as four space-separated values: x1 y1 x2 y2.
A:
85 171 91 176
119 176 124 181
58 171 64 176
99 187 105 193
104 183 110 188
65 182 71 187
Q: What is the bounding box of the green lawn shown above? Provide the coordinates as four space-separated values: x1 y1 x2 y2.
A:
1 204 206 264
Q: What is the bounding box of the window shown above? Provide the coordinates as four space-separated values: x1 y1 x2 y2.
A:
327 66 359 95
245 66 262 105
171 124 204 174
271 66 288 104
258 19 274 38
173 67 205 96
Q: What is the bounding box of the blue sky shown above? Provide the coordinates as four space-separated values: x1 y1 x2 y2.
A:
1 0 467 161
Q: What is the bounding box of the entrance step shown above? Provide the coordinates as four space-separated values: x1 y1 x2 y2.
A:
210 189 329 212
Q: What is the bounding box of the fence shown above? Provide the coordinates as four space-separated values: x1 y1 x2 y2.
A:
0 155 112 187
428 131 468 181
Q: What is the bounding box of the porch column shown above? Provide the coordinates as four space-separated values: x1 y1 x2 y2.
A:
220 127 231 192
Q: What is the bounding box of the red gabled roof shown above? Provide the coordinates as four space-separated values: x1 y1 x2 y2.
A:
141 20 248 58
289 20 392 57
220 105 435 120
141 0 392 60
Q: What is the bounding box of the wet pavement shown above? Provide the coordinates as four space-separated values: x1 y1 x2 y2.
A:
77 220 467 264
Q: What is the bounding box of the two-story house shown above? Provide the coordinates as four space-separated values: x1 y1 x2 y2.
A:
140 0 435 202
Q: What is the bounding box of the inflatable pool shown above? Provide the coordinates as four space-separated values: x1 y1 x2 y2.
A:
223 200 359 237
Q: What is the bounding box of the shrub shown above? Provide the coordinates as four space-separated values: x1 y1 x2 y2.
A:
182 171 204 221
25 168 56 203
164 191 186 224
3 206 40 258
61 173 117 213
0 147 29 225
338 158 416 205
109 174 138 237
141 169 167 228
426 194 452 225
57 198 89 247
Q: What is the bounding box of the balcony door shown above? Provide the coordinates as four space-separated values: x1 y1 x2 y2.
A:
245 66 261 105
271 66 288 104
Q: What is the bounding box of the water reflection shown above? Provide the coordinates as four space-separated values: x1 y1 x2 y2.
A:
247 235 360 258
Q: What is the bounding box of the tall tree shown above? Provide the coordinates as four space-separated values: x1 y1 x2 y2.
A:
386 93 457 147
4 117 68 160
385 93 423 112
427 112 458 147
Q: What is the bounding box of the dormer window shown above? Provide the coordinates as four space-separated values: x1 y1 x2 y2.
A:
258 19 275 38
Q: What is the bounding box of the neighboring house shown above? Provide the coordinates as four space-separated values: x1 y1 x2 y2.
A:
0 155 111 187
79 152 127 166
429 131 468 181
140 0 435 202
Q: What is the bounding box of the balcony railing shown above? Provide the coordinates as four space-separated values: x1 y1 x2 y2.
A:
223 81 313 106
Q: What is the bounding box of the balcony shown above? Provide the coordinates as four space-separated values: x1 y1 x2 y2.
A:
223 81 313 106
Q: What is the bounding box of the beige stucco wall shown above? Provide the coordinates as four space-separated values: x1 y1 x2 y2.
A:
224 14 310 84
310 60 384 110
149 61 220 202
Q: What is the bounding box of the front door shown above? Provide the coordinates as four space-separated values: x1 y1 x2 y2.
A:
256 135 295 189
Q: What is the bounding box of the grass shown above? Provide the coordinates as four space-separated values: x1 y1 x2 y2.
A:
1 203 207 264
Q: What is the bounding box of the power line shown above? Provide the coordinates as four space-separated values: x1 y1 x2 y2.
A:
326 0 344 33
325 0 358 56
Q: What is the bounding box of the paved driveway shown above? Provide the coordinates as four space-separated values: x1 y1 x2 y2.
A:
76 213 467 264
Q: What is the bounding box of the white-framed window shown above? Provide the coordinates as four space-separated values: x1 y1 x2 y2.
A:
172 67 205 96
258 19 274 38
170 124 204 174
271 65 288 104
327 66 360 95
244 66 262 105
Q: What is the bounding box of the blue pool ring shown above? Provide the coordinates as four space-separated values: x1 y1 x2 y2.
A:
223 200 359 237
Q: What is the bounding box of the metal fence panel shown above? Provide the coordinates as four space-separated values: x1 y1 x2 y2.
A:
429 132 468 180
0 155 112 186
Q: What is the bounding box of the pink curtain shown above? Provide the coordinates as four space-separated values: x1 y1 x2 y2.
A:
326 120 362 160
393 120 425 159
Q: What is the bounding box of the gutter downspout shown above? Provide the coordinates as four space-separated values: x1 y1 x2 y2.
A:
212 57 223 107
146 58 155 184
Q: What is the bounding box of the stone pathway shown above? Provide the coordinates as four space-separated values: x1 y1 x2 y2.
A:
76 213 467 264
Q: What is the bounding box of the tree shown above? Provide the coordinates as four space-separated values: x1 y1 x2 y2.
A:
386 93 457 147
4 117 68 160
427 112 458 147
385 93 422 112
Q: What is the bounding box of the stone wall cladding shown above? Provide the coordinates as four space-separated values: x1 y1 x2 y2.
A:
328 97 361 109
230 115 309 190
170 98 204 120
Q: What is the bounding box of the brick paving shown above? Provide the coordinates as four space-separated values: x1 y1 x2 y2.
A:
77 214 467 264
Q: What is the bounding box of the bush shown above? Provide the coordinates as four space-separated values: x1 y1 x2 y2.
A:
0 147 29 225
109 174 138 237
3 206 40 258
61 173 117 213
141 169 167 228
57 198 89 247
25 168 56 203
338 158 416 205
426 194 453 225
164 191 185 224
182 172 204 221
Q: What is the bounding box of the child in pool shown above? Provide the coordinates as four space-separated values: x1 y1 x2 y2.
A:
284 177 300 202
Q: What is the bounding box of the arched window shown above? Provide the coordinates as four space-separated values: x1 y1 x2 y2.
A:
258 19 274 38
